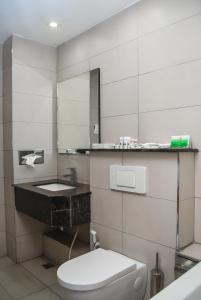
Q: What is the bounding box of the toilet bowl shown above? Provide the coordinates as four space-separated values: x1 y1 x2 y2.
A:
57 248 147 300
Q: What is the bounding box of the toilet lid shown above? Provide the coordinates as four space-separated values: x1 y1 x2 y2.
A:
57 248 136 291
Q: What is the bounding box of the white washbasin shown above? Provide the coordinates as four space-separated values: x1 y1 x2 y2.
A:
36 183 76 192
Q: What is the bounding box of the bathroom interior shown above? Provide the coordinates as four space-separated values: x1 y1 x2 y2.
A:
1 0 201 299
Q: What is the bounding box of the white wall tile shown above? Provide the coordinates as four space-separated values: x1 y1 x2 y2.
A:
139 14 201 74
123 152 177 201
139 0 201 35
101 114 138 144
139 60 201 112
13 93 56 124
12 122 56 150
101 77 138 117
90 152 122 189
123 194 177 247
13 64 56 98
91 187 122 231
13 36 56 71
90 39 138 84
139 106 201 149
195 198 201 243
91 223 122 253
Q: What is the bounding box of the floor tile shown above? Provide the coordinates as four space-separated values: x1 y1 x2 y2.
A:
50 284 68 299
21 288 61 300
22 257 58 286
0 257 14 270
0 264 44 300
0 285 13 300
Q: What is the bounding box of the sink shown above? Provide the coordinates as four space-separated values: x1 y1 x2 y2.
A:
36 183 76 192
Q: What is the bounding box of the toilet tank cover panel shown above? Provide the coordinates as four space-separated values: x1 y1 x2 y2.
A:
57 248 137 291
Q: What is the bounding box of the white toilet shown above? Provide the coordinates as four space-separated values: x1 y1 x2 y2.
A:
57 248 147 300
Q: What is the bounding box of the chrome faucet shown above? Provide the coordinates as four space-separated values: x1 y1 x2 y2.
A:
63 167 77 185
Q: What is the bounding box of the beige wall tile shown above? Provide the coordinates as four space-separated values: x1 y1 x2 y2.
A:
0 232 6 257
57 154 90 184
89 4 139 57
12 64 56 98
139 106 201 149
179 153 195 201
16 233 43 263
123 233 175 298
139 60 201 112
91 187 122 231
0 205 5 232
123 152 177 201
195 153 201 198
90 152 122 189
12 93 56 124
101 77 138 118
57 61 90 82
101 114 138 144
194 198 201 243
13 150 57 181
15 212 47 237
90 222 122 253
179 198 194 248
57 33 90 70
13 36 56 71
0 178 5 204
90 39 138 84
123 194 177 247
139 0 201 35
139 14 201 74
12 123 56 150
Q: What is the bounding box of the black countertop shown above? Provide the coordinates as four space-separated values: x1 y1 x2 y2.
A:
77 148 198 153
14 179 91 198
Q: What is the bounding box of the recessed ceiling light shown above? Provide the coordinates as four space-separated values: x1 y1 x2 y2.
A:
49 21 58 28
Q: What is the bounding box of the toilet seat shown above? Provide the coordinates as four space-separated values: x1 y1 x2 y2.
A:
57 248 136 292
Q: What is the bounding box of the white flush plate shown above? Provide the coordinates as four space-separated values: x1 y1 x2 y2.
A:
110 165 147 194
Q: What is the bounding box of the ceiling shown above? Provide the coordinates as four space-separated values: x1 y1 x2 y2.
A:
0 0 140 47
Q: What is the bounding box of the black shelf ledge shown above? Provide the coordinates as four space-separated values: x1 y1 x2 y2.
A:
77 148 198 153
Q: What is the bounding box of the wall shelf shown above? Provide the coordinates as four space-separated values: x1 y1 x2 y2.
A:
77 148 198 154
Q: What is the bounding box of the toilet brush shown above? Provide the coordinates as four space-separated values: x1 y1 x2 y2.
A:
150 252 164 297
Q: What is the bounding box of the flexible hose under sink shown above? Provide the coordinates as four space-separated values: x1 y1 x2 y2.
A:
68 227 79 260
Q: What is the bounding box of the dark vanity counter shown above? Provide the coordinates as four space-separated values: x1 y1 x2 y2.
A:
14 179 91 228
14 179 90 198
77 148 198 153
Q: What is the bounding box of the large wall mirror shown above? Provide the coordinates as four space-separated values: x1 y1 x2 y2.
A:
57 69 100 153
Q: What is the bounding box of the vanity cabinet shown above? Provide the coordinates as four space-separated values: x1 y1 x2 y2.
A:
14 180 91 228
